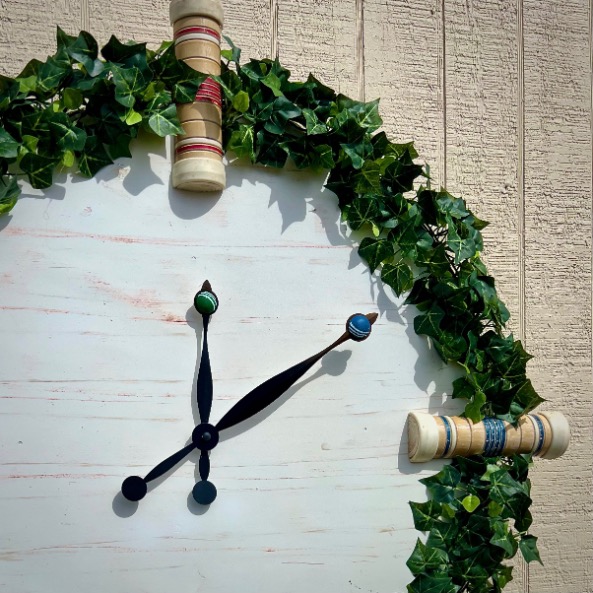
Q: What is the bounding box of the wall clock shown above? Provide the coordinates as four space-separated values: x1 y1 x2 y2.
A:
121 279 378 506
0 139 463 593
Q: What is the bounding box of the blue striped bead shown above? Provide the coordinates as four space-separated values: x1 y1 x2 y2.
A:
532 415 545 454
483 418 506 456
347 314 372 341
439 416 452 457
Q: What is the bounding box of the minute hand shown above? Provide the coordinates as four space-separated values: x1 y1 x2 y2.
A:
215 313 377 432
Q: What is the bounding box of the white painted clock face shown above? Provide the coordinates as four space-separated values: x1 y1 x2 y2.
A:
0 137 461 593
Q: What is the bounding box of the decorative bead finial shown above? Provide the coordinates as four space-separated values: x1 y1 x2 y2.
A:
346 313 374 341
194 280 219 315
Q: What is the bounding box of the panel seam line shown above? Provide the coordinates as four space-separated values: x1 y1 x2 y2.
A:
270 0 279 59
81 0 90 31
440 0 447 188
356 0 365 102
517 0 528 588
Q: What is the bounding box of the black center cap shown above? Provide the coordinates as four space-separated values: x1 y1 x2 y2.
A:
192 423 219 451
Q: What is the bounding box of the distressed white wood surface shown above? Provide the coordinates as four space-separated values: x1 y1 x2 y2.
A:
1 0 592 591
0 139 463 593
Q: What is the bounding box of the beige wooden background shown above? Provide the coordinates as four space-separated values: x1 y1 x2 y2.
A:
1 1 591 591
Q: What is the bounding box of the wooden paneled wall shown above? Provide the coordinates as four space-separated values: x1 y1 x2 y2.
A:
1 1 591 591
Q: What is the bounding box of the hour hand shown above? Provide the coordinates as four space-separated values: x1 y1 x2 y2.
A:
121 442 196 501
194 280 219 425
215 313 377 433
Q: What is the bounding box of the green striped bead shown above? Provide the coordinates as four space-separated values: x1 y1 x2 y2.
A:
194 290 218 315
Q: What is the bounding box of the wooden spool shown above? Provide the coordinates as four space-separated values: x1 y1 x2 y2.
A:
170 0 226 192
407 411 570 462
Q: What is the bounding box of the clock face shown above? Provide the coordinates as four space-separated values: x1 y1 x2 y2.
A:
0 138 461 593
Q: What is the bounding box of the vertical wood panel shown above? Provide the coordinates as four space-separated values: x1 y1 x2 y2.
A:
523 0 593 591
0 0 81 76
444 3 526 589
364 0 443 186
86 0 170 47
444 0 521 333
84 0 270 59
276 0 359 99
222 0 270 61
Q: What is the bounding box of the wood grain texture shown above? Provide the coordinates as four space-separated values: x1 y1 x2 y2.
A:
522 0 593 591
276 0 360 99
444 0 520 333
0 0 81 76
86 0 170 48
364 0 444 186
223 0 270 62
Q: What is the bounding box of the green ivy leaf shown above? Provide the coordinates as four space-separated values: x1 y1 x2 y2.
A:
0 127 19 158
420 465 462 504
302 108 327 135
221 35 241 63
0 174 20 214
49 115 87 151
409 500 443 531
381 261 414 296
263 96 302 135
125 109 143 126
173 72 208 104
227 124 255 160
335 95 382 133
101 35 149 73
490 518 518 557
36 48 71 94
341 195 378 230
464 389 487 423
147 104 183 136
111 64 149 108
20 153 59 188
407 574 459 593
425 520 459 551
513 379 546 414
518 534 542 564
78 136 113 177
261 71 283 97
58 27 99 72
461 494 480 513
61 149 75 168
232 90 250 113
63 87 83 110
105 133 133 160
488 468 531 520
447 216 477 264
255 129 288 168
406 539 449 575
414 304 445 340
358 237 394 273
493 565 514 590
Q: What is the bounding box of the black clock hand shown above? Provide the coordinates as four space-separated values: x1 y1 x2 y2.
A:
215 312 377 433
121 423 221 503
194 280 219 424
121 442 196 501
191 281 221 505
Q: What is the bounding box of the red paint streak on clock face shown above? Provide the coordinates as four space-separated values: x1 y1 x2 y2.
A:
90 279 166 313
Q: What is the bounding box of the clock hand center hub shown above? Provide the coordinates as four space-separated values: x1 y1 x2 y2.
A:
192 423 220 451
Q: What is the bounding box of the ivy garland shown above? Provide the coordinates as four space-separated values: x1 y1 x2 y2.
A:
0 29 546 593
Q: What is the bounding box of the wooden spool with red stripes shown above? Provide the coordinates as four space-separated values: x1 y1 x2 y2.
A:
170 0 226 192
